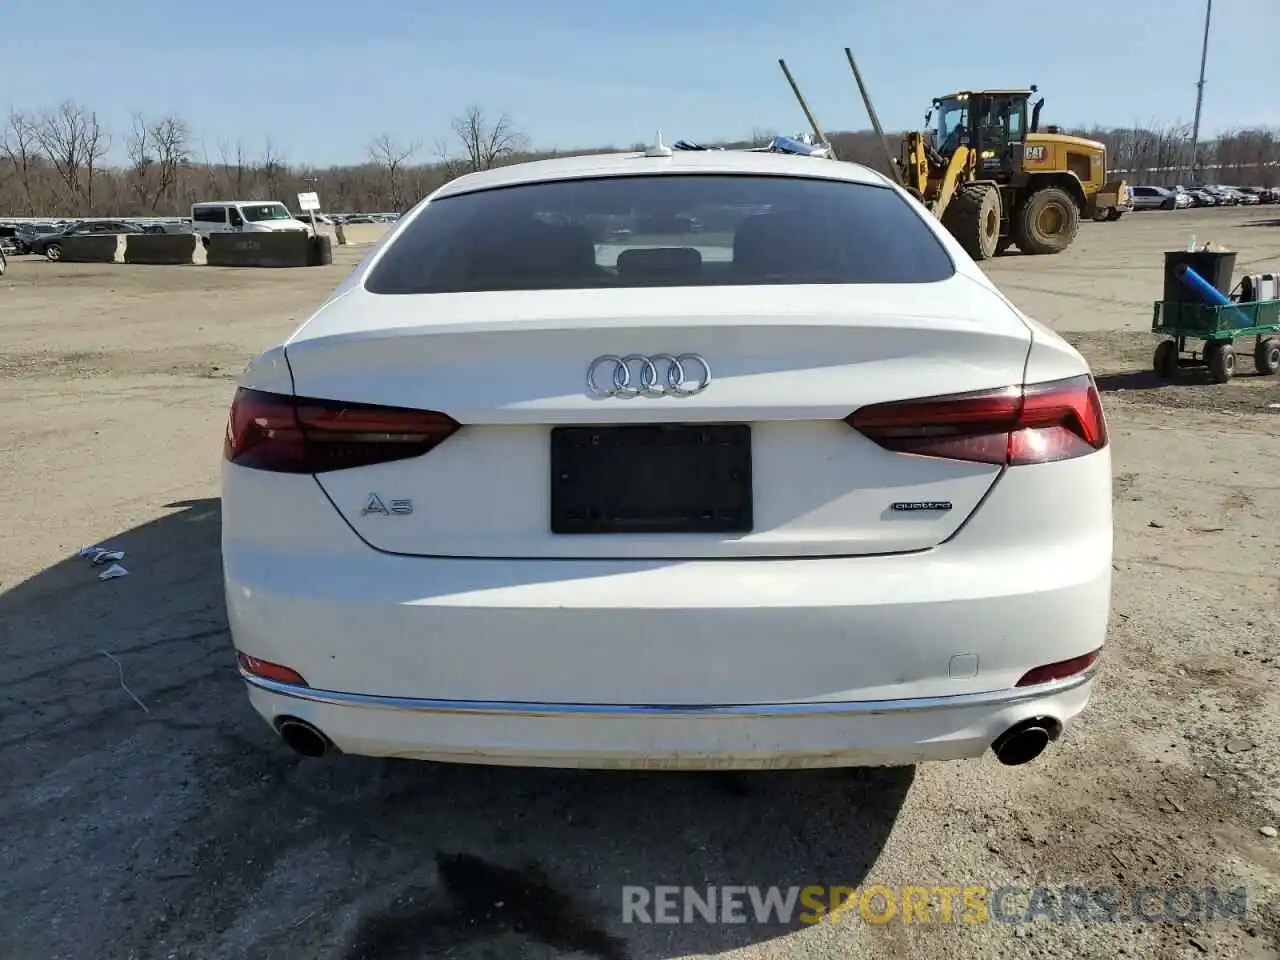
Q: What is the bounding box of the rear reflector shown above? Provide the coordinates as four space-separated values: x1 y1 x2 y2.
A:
1015 649 1101 687
237 652 309 686
224 388 459 473
847 374 1108 465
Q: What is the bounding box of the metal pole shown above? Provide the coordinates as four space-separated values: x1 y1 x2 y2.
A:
844 47 905 187
777 59 835 157
1188 0 1212 182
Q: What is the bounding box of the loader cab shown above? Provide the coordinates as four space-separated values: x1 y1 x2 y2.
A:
932 89 1032 183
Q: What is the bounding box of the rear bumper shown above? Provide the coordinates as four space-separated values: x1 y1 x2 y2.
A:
223 450 1112 768
244 669 1098 769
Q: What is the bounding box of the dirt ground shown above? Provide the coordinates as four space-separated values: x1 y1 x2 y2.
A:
1 207 1279 960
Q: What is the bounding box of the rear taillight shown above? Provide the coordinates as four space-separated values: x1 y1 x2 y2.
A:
846 374 1107 465
223 388 459 473
1015 648 1101 687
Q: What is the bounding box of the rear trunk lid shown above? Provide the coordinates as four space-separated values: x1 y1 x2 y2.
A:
287 281 1031 559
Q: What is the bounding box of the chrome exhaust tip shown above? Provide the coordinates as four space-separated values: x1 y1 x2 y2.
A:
277 718 331 758
991 717 1062 766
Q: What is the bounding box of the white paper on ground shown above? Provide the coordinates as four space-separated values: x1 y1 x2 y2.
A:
97 564 129 581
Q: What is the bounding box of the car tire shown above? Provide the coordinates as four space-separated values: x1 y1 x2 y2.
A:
1013 186 1080 255
46 243 62 262
1161 198 1176 210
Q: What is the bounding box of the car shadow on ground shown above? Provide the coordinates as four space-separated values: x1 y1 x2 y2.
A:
1094 366 1273 393
1242 217 1280 228
0 499 914 960
1094 370 1184 392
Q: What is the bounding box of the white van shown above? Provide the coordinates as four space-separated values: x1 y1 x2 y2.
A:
190 201 313 243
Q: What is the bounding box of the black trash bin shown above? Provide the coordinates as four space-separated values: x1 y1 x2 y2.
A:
307 234 334 267
1162 249 1237 304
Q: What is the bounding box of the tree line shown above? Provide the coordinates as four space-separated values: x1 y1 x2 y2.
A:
2 99 1277 219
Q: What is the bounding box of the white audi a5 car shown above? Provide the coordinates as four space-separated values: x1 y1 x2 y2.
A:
223 145 1112 770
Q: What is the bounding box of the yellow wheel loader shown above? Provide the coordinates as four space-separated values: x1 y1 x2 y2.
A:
901 88 1128 259
778 53 1131 259
779 53 1131 261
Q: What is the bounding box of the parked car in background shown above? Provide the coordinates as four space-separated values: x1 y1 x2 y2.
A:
190 201 314 245
7 222 60 254
1198 186 1240 205
27 220 146 261
1223 187 1260 206
1178 187 1218 207
1234 186 1272 204
1128 186 1180 211
0 223 22 256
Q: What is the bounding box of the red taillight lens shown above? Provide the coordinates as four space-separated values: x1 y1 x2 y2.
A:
1015 648 1101 687
237 652 309 686
846 374 1107 465
223 388 459 473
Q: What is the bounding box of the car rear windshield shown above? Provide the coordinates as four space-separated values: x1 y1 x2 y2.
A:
365 174 954 294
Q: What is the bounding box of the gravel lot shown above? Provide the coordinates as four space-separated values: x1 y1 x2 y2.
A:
1 208 1278 960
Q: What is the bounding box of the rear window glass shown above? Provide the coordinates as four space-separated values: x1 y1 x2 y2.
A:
365 174 954 294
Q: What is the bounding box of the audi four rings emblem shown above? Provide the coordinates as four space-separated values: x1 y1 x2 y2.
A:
586 354 712 399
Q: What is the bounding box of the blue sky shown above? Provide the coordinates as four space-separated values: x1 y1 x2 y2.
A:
2 0 1274 167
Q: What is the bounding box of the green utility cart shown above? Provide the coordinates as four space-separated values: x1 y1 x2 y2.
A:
1150 299 1280 383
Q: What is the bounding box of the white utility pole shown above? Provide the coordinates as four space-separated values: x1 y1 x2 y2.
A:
1187 0 1212 182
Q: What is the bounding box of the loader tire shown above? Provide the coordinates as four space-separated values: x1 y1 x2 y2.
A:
943 183 1001 260
1013 186 1079 255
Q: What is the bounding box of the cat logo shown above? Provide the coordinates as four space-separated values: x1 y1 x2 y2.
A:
362 494 414 516
1024 145 1046 162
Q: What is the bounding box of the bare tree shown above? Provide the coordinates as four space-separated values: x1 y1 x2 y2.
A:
34 100 96 203
147 115 191 210
82 109 110 210
368 133 422 211
1 108 41 215
439 106 527 177
125 113 154 206
261 135 285 199
216 137 248 197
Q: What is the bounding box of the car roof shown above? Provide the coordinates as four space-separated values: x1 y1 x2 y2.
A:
934 89 1032 100
432 149 891 200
